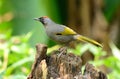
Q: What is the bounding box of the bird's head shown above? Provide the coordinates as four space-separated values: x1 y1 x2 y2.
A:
34 16 51 26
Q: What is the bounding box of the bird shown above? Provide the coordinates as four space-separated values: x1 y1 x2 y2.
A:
34 16 102 47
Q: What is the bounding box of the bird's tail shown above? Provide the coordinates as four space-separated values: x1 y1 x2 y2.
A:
74 35 103 47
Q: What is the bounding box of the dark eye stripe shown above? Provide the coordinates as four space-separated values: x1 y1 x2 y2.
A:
56 33 62 35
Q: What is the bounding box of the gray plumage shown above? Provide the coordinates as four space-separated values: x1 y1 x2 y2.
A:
43 18 75 44
34 16 102 47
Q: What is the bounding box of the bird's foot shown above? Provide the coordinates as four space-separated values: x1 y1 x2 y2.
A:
57 47 67 59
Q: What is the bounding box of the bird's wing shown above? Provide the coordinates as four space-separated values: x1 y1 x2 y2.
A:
60 25 77 35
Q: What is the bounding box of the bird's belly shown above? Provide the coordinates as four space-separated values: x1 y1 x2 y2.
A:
49 35 74 44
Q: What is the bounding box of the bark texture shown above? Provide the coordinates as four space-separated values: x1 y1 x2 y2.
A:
27 44 107 79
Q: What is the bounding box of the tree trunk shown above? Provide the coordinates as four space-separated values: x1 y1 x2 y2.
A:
27 44 107 79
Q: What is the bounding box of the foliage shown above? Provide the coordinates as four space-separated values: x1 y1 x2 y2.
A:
0 31 35 79
69 43 120 79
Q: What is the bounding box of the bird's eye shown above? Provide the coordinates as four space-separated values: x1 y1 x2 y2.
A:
56 33 62 35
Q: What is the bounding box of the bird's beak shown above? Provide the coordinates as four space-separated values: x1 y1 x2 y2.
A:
34 18 39 21
34 17 45 25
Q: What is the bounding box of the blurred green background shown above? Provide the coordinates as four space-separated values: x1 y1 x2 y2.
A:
0 0 120 79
